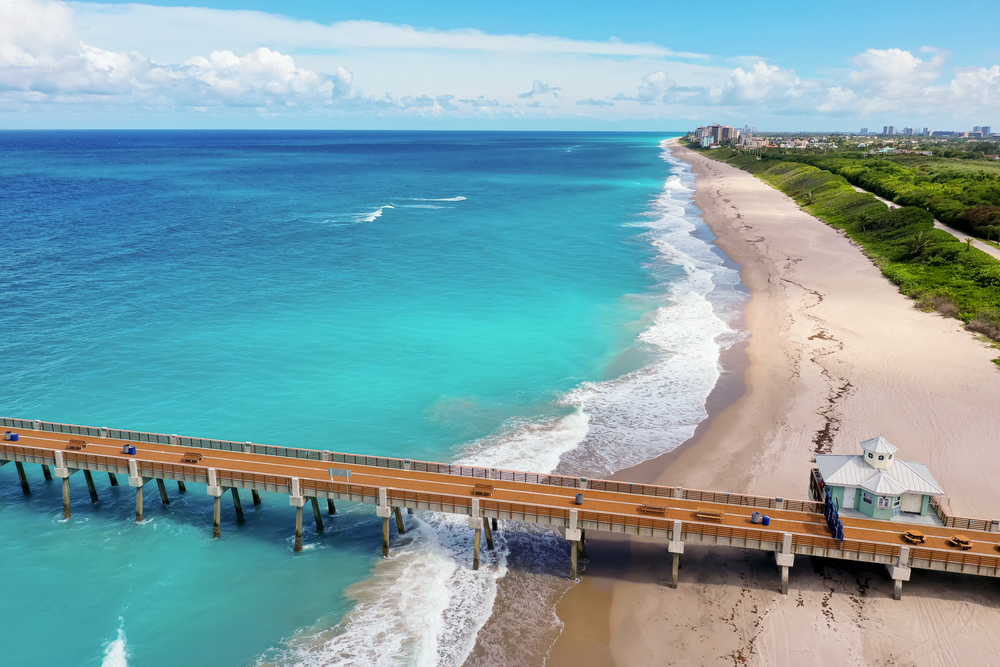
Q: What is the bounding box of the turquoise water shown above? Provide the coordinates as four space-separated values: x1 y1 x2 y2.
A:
0 131 744 665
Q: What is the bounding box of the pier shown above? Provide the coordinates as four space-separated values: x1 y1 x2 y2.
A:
4 417 1000 600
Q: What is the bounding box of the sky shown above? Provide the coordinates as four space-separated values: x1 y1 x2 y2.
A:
1 0 998 130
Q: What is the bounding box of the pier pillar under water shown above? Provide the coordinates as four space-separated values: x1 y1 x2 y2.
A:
212 494 221 538
570 540 579 580
327 498 336 515
294 505 304 552
84 470 99 504
109 473 119 486
252 489 261 505
473 527 482 571
232 487 245 524
491 517 498 531
62 477 71 519
311 497 324 532
15 462 30 495
483 517 494 550
42 464 52 481
177 481 186 492
394 506 405 535
382 517 390 557
156 478 170 505
136 484 145 523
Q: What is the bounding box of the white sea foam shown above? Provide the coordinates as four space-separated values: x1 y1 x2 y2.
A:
360 205 395 223
260 140 747 667
101 619 129 667
406 197 466 202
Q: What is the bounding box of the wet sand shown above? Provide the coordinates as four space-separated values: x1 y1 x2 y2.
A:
544 139 1000 666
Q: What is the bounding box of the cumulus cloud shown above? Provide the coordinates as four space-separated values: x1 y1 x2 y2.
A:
0 0 351 108
575 98 613 106
518 80 560 98
460 96 500 107
636 70 676 103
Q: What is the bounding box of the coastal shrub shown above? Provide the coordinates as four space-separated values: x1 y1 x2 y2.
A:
698 145 1000 342
968 309 1000 339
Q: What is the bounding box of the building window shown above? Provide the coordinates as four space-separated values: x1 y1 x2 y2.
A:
878 455 885 461
862 491 873 504
877 496 891 509
868 453 874 459
888 454 893 459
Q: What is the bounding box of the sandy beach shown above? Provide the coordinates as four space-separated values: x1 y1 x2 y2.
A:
544 139 1000 667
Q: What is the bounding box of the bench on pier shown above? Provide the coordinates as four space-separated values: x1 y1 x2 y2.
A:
639 504 667 517
66 439 88 450
472 484 494 497
180 452 204 464
901 530 925 545
694 508 724 522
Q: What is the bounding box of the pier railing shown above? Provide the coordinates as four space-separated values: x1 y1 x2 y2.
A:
5 416 993 530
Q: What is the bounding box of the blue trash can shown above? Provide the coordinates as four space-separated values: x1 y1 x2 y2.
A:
10 433 18 442
761 515 771 526
128 445 137 455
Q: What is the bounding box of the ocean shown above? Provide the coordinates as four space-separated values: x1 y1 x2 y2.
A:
0 131 746 666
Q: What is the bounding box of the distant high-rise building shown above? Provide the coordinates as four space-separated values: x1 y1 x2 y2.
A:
860 127 869 135
921 127 930 135
983 126 992 135
903 127 914 135
885 126 897 135
974 126 982 132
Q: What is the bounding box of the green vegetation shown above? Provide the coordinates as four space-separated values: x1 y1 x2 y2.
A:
687 142 1000 343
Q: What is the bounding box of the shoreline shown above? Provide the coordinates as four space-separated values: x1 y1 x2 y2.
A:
546 138 1000 666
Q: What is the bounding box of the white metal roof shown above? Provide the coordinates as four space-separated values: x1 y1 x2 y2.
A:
816 454 943 496
859 436 899 455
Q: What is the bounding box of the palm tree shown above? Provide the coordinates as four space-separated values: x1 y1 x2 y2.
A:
905 231 933 256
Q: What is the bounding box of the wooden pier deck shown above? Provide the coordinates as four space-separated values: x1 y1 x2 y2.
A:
4 417 1000 599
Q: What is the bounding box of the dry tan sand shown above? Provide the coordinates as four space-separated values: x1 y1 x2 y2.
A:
545 140 1000 667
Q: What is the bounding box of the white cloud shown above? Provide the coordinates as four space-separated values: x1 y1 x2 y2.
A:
575 98 613 106
0 0 348 107
518 80 560 98
636 70 676 103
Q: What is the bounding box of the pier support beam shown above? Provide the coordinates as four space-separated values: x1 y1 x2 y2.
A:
294 505 304 552
177 481 186 492
109 473 119 486
311 497 324 532
473 527 482 571
42 464 52 481
62 477 72 519
136 484 145 523
376 487 393 557
251 490 261 505
156 478 170 505
483 517 494 550
579 528 587 559
212 495 221 538
382 517 390 557
492 518 498 532
887 546 911 601
15 462 30 494
232 487 245 524
566 509 582 580
776 533 795 596
327 498 336 515
394 506 405 535
84 470 99 504
668 520 685 589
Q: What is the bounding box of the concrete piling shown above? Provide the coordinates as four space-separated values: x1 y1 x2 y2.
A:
15 462 30 494
327 498 336 515
570 540 579 579
212 494 221 538
62 477 72 519
311 497 324 532
108 473 119 486
668 520 684 589
232 487 245 524
483 516 495 550
156 478 170 505
176 481 186 492
776 532 795 595
671 554 680 588
491 517 498 531
135 484 144 522
579 528 587 558
394 506 405 535
42 464 52 481
294 505 304 552
251 490 261 505
888 546 911 601
382 517 390 557
473 527 482 570
780 566 789 595
84 470 99 503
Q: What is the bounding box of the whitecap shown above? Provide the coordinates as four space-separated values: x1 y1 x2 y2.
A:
360 205 395 223
101 619 129 667
405 197 467 202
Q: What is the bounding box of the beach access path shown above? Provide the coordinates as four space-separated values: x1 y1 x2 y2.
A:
849 184 1000 261
545 139 1000 667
